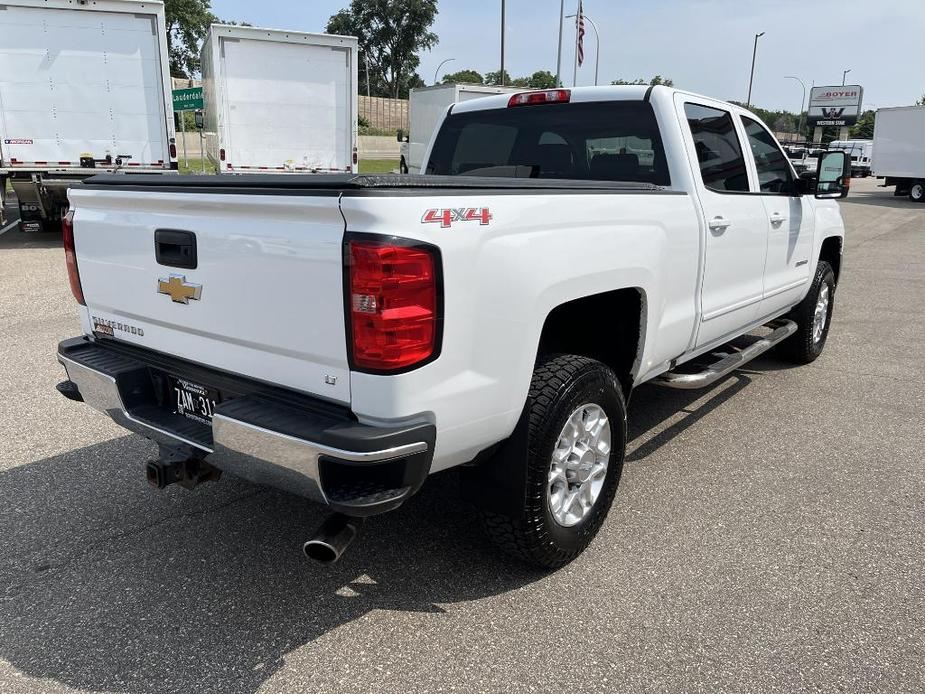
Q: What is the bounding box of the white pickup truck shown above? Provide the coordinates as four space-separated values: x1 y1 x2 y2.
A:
56 86 850 567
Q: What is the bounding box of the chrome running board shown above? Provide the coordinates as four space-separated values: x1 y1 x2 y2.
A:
656 319 798 390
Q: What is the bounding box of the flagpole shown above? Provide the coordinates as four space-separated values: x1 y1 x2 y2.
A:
572 4 579 87
555 0 564 87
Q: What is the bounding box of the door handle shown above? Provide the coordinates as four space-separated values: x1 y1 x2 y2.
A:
708 216 732 231
769 213 787 226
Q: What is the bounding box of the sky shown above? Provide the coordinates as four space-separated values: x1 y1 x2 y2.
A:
210 0 923 112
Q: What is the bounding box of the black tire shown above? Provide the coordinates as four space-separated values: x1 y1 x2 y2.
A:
399 157 409 174
909 180 925 203
481 354 627 568
779 260 836 364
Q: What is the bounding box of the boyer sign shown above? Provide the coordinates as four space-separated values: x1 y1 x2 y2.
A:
807 85 864 127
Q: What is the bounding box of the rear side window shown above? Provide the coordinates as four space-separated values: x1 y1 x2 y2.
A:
427 101 670 185
684 103 749 192
741 116 795 194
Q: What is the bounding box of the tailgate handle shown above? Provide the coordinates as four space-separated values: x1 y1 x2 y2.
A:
155 229 197 269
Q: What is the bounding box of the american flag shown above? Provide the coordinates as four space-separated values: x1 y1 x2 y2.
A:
576 1 585 67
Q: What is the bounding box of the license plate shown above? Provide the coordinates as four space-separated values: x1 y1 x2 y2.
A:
169 377 219 425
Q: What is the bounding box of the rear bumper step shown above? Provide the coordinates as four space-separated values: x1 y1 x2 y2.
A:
57 336 435 516
656 319 797 390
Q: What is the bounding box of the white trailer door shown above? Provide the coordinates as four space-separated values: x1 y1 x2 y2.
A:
220 38 351 172
0 6 169 167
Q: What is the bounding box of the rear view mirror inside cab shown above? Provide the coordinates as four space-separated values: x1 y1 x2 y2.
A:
815 150 851 199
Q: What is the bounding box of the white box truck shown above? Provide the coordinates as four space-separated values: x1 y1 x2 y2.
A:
398 84 518 174
871 106 925 202
200 25 358 174
0 0 177 231
828 139 873 178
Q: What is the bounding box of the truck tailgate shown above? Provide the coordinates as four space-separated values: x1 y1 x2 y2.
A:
67 186 351 403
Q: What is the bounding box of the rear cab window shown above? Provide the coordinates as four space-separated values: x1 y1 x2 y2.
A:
426 100 671 186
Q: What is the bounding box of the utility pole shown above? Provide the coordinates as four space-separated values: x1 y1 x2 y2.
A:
842 68 851 85
746 31 764 108
500 0 506 86
555 0 565 87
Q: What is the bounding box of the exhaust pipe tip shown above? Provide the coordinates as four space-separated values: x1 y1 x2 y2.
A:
303 539 342 564
303 514 363 565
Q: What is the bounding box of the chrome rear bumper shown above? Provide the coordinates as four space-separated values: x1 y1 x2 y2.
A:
57 337 434 515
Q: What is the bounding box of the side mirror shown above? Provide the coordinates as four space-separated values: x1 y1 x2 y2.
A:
814 150 851 199
396 129 404 142
194 109 204 130
795 170 817 195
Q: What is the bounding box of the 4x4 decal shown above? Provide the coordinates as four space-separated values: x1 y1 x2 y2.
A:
422 207 492 229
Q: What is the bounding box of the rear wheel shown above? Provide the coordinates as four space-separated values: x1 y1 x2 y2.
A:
480 354 626 568
779 260 836 364
909 180 925 202
399 157 409 174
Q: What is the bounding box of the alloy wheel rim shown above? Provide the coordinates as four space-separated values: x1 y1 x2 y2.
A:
547 403 612 527
813 283 830 344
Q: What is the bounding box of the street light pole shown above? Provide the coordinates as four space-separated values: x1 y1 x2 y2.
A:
785 75 807 140
555 0 565 87
500 0 506 86
746 31 765 108
434 58 455 85
842 68 851 85
566 13 600 85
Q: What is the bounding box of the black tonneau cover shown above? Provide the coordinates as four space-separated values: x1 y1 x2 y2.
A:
80 173 670 194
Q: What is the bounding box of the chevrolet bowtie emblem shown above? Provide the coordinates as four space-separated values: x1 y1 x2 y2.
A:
157 275 202 304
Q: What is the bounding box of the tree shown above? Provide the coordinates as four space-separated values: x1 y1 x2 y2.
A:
441 69 483 85
526 70 557 89
327 0 438 99
850 110 876 139
611 76 674 87
916 95 925 106
165 0 216 77
484 69 513 86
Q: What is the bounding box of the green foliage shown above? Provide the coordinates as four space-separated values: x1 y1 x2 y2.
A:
850 110 876 139
358 115 371 128
729 101 808 139
164 0 216 77
327 0 438 99
525 70 557 89
611 76 674 87
486 69 557 89
916 95 925 106
484 69 512 86
441 69 484 85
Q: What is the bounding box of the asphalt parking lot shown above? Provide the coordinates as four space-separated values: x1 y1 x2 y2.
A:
0 177 922 694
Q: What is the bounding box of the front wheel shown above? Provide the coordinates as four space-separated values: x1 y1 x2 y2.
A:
779 260 836 364
480 354 627 568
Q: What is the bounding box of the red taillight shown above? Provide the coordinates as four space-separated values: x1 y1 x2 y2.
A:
220 148 226 162
352 147 358 165
508 89 571 107
169 142 177 159
62 210 85 305
347 238 440 371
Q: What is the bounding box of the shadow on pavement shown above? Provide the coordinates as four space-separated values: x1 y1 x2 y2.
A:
0 227 61 250
0 436 543 694
626 373 751 462
842 187 921 209
0 366 764 693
